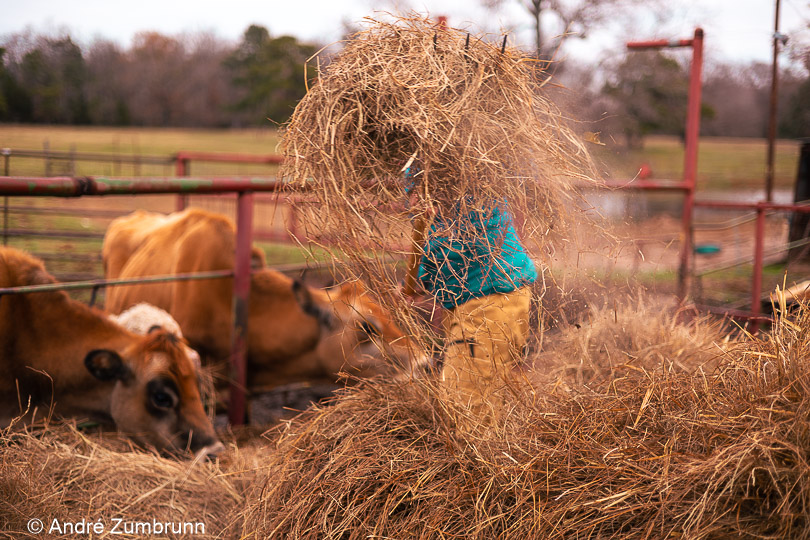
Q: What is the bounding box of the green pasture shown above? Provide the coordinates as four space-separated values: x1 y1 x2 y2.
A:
0 125 804 190
0 125 282 177
592 135 801 190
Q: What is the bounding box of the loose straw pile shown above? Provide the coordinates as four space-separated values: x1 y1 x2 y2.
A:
241 302 810 539
0 425 253 538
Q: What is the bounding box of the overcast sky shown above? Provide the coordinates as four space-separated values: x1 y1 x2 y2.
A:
2 0 809 66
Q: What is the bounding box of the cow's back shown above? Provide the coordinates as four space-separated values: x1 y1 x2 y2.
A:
101 208 420 388
103 210 173 279
0 248 41 366
0 248 63 359
104 209 238 359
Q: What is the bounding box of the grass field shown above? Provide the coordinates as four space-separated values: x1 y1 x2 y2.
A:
0 125 803 190
592 135 800 190
0 125 283 177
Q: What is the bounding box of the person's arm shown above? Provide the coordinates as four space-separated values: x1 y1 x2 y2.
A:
404 213 430 297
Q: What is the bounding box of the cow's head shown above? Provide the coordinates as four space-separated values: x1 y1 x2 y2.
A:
84 329 224 458
293 280 430 379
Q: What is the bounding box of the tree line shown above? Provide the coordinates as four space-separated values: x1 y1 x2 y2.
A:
0 25 316 128
0 24 808 143
556 50 810 146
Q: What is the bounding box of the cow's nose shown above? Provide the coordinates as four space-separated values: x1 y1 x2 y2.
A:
186 432 224 453
193 440 225 460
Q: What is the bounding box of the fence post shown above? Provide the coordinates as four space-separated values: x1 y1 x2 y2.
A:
750 205 766 334
228 191 254 426
677 28 704 303
788 140 810 261
44 140 51 177
627 29 704 304
2 148 9 246
69 144 77 176
175 154 190 211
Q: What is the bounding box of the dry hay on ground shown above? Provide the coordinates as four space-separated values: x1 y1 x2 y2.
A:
0 425 256 539
241 302 810 539
4 300 810 539
533 299 733 387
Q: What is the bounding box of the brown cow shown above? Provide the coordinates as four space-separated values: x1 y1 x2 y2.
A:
0 247 223 458
103 208 427 390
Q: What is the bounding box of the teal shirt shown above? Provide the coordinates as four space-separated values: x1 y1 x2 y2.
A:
418 202 537 309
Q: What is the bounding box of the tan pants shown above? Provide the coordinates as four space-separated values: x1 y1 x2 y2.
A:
441 286 532 425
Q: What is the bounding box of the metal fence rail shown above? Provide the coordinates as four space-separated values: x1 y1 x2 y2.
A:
2 118 809 422
0 175 282 196
0 269 234 305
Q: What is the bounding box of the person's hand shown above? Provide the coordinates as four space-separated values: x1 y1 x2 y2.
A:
397 287 443 329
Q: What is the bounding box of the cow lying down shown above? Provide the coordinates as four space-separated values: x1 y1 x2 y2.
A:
102 208 429 391
0 247 223 458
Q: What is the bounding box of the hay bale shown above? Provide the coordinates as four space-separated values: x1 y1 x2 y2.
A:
238 302 810 539
533 297 734 387
3 302 810 538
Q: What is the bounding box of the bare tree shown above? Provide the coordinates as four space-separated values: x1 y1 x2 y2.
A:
180 31 233 127
126 32 187 125
482 0 651 59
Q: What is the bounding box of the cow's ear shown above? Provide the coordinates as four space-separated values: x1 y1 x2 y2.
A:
28 269 55 286
292 279 337 329
250 246 266 269
84 350 132 382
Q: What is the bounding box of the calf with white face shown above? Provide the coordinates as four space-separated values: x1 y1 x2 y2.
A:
84 329 223 457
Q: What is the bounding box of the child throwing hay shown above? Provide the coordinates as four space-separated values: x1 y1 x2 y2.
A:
280 14 595 429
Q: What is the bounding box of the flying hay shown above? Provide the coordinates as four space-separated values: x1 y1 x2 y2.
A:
280 14 599 337
282 13 594 210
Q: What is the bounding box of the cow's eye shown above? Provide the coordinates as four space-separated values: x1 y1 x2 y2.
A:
150 389 177 410
359 320 380 339
146 379 179 414
152 391 174 409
